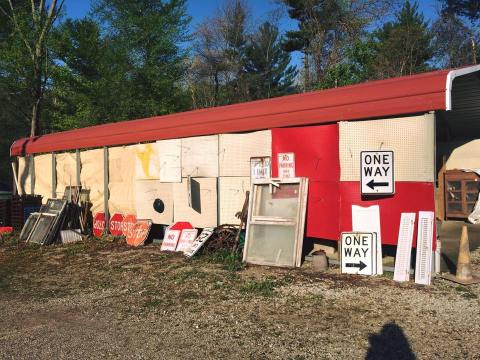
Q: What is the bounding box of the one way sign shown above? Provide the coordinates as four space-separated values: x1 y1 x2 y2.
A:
341 232 377 275
361 151 394 195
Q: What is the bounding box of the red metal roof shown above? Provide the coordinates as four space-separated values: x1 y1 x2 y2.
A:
11 68 454 156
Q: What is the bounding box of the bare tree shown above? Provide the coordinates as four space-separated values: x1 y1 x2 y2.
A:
0 0 64 137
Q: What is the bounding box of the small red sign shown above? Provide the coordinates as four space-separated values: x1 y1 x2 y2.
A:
109 213 124 236
126 219 152 247
93 212 105 237
121 214 137 238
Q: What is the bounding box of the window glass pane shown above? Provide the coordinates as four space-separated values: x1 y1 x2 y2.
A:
246 224 296 266
466 192 478 202
447 191 462 201
466 181 479 192
253 183 300 218
446 181 461 192
447 203 462 213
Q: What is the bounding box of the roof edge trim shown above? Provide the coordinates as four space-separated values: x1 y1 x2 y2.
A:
446 65 480 110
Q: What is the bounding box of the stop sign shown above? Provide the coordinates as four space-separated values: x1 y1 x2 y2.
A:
109 213 124 236
93 212 105 237
121 214 137 238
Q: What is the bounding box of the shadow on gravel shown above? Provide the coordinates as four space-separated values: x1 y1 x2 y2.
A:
366 321 416 360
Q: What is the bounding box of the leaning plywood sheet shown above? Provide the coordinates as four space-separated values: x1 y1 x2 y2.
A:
157 139 181 182
80 149 104 214
134 143 161 180
219 177 250 225
109 146 136 215
219 131 272 176
352 205 383 275
339 114 434 182
56 152 76 198
181 135 218 177
445 140 480 170
34 154 52 203
173 177 217 228
135 180 173 224
17 156 32 195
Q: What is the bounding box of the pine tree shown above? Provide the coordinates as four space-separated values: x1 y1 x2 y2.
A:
372 1 433 78
243 22 297 99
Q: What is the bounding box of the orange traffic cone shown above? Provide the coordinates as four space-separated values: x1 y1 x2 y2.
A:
443 225 480 285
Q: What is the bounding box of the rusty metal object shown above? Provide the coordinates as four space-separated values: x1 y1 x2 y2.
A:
202 225 239 254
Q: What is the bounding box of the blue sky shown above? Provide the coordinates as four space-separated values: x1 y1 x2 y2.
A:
62 0 441 67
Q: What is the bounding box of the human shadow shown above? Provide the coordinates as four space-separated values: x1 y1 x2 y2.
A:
365 321 416 360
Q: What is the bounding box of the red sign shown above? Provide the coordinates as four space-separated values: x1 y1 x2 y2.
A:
121 214 137 238
126 219 152 247
109 213 124 236
93 212 105 237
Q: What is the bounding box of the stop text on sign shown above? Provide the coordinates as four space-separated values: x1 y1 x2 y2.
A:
360 150 394 195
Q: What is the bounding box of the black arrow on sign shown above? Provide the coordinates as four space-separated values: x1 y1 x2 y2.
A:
367 179 389 190
346 261 367 271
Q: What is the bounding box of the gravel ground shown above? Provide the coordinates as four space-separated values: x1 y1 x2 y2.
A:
0 236 479 360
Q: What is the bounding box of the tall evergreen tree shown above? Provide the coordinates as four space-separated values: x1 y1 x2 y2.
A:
243 22 297 99
372 1 433 78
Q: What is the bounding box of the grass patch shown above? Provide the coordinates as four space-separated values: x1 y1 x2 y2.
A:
455 285 478 300
204 250 244 272
240 278 277 297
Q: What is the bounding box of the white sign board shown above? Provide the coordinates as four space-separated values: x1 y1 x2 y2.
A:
393 213 416 282
176 229 198 253
361 151 394 195
351 205 383 275
341 232 377 275
184 227 214 258
250 157 271 180
160 228 181 251
277 152 295 178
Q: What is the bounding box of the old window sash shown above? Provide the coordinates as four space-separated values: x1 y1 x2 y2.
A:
243 177 309 267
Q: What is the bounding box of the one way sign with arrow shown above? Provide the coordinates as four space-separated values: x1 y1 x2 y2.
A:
361 151 394 195
341 232 377 276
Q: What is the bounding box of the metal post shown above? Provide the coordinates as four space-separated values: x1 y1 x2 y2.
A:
52 152 57 199
103 147 109 229
76 149 81 186
30 155 35 195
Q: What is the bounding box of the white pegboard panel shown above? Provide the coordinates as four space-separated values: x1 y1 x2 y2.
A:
219 130 272 177
157 139 181 183
135 180 173 224
55 152 76 198
80 149 104 213
181 135 219 178
17 156 32 195
173 177 218 228
219 177 250 225
34 154 53 204
109 146 136 215
339 114 434 182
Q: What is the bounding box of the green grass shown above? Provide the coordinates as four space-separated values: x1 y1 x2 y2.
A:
455 285 478 300
240 278 277 297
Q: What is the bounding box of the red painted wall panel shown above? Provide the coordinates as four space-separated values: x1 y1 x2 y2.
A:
272 125 436 246
271 125 340 181
272 125 340 239
339 182 435 247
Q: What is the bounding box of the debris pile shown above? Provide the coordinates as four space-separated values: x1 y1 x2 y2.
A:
19 186 91 245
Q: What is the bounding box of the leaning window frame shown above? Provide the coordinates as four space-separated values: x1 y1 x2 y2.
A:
243 177 309 267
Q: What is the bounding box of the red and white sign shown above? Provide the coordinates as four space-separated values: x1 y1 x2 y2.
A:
278 152 295 178
126 219 152 247
121 214 137 238
161 228 181 251
93 212 105 237
109 213 124 236
176 229 198 253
